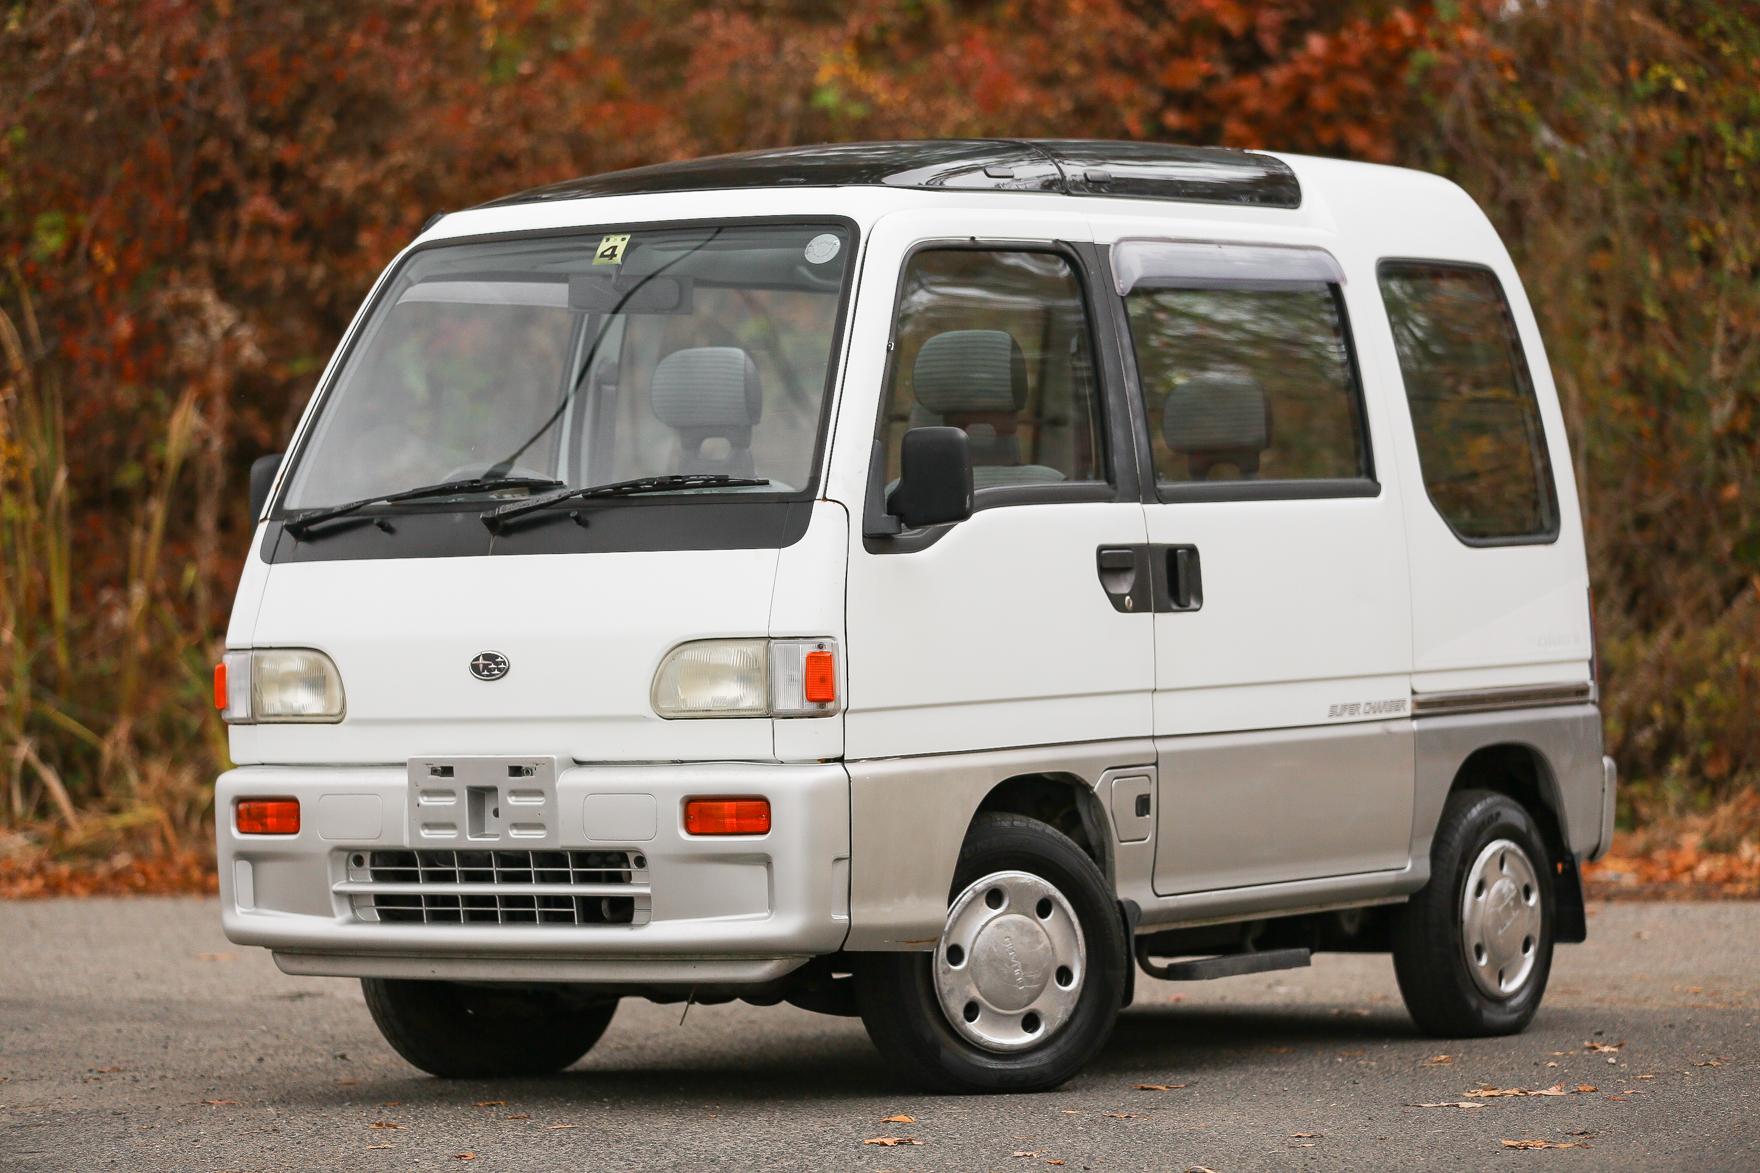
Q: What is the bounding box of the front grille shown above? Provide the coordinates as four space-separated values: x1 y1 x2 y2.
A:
343 849 650 926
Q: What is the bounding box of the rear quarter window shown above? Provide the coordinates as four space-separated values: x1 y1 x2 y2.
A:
1378 260 1559 544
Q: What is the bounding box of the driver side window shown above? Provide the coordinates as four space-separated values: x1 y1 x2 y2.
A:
879 248 1106 493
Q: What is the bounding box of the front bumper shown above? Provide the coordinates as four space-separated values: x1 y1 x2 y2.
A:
216 760 850 984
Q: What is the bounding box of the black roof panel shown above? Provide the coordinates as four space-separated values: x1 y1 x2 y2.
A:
482 140 1300 210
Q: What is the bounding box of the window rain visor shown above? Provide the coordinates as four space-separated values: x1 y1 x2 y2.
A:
280 224 854 512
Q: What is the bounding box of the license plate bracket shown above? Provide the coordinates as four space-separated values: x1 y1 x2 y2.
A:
406 756 560 848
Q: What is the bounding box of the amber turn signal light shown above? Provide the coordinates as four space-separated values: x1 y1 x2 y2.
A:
236 798 300 835
683 796 770 836
802 649 836 704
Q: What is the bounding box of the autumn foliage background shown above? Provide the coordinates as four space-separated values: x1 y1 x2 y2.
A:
1 0 1757 889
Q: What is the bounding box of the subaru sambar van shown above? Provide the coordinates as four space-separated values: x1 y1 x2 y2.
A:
214 140 1616 1093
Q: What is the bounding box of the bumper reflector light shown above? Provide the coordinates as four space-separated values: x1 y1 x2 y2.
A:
237 798 301 835
213 662 227 710
684 796 770 836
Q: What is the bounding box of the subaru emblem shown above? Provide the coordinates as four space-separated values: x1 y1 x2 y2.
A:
469 651 510 681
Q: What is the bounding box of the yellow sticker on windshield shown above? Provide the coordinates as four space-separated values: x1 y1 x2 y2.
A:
593 234 630 265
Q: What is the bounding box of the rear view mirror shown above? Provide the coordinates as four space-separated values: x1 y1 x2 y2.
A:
250 453 283 521
886 427 974 530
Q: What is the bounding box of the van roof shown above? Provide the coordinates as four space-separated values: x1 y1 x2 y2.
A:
482 139 1303 212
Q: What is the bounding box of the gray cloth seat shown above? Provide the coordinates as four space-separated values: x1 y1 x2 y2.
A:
912 329 1064 488
1162 371 1272 480
650 346 763 477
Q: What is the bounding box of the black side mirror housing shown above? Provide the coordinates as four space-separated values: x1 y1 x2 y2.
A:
249 453 284 522
886 427 974 530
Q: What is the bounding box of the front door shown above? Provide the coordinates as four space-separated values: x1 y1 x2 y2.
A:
844 240 1152 760
1106 239 1416 895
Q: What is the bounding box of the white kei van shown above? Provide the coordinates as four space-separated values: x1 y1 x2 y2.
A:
215 140 1616 1093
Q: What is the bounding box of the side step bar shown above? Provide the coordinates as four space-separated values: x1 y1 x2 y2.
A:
1135 943 1312 982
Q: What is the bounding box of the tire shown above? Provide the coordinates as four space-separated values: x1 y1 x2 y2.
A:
1392 789 1555 1037
361 979 618 1078
855 812 1125 1093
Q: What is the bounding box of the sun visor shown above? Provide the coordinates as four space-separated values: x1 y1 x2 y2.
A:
1111 239 1346 296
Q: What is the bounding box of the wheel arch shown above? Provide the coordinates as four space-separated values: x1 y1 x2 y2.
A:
1444 741 1586 943
973 772 1114 887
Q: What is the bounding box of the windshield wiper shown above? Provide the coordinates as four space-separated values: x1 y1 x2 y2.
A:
480 474 769 532
285 476 565 538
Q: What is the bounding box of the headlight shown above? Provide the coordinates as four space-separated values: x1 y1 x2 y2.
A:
651 639 769 718
651 638 839 719
217 648 346 724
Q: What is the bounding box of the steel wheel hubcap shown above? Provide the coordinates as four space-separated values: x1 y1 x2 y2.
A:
1460 838 1543 998
934 870 1086 1052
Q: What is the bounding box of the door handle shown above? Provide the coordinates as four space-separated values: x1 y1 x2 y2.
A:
1096 546 1152 613
1154 544 1203 612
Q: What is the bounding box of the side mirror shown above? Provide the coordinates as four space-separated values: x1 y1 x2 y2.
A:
249 453 284 522
886 427 973 530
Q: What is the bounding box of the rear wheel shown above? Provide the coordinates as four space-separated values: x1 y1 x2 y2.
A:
1392 789 1555 1037
856 813 1125 1093
361 979 618 1078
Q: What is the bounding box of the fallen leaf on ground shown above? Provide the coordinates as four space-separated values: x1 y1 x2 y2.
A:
1693 1059 1725 1066
1464 1083 1590 1099
1102 1113 1142 1118
201 1100 242 1106
94 1067 123 1073
1185 1166 1220 1173
369 1122 402 1129
864 1137 923 1146
1135 1084 1187 1090
1423 1054 1453 1065
474 1101 505 1106
378 1102 400 1107
505 1114 530 1119
881 1115 915 1123
1584 1040 1624 1053
366 1144 394 1149
546 1124 578 1129
1290 1143 1315 1148
1012 1152 1040 1158
1576 1086 1598 1093
1501 1140 1591 1149
1410 1102 1484 1109
455 1155 475 1161
1606 1096 1628 1101
1048 1162 1065 1166
1290 1133 1321 1138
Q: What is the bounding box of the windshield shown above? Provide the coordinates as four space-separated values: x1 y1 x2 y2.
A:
281 223 854 511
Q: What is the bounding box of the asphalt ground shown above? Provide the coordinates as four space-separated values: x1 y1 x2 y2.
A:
1 898 1754 1172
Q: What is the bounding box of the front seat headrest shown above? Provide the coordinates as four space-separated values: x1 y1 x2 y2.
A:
912 330 1028 416
650 347 763 477
1162 372 1272 480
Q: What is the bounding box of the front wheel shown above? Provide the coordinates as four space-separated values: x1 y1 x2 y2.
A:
1392 789 1555 1037
362 979 618 1078
855 813 1125 1093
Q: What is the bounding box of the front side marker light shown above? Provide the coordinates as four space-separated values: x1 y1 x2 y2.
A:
218 649 253 723
803 649 836 704
684 796 771 836
236 798 300 835
769 638 841 717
